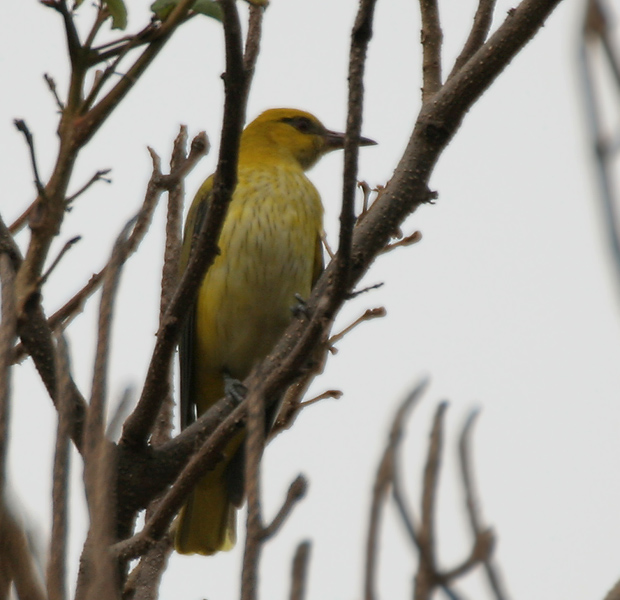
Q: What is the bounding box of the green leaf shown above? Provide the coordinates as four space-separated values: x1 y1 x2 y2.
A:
191 0 223 20
104 0 128 30
151 0 223 22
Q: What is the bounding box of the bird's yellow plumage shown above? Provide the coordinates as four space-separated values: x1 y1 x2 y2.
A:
175 108 375 555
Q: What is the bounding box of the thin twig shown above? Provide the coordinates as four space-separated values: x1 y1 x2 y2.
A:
320 231 335 260
44 73 65 111
12 135 206 365
419 0 443 101
289 541 312 600
0 502 47 600
243 2 265 78
415 401 448 600
47 334 73 600
65 169 112 206
261 475 307 540
87 218 135 451
39 235 81 286
72 0 202 147
13 119 47 199
364 380 428 600
459 410 509 600
159 126 189 318
8 203 36 235
0 255 17 492
83 5 109 51
328 307 386 348
358 180 373 219
271 388 342 437
241 384 267 600
379 230 422 254
448 0 497 79
80 219 135 600
336 0 377 297
579 0 620 293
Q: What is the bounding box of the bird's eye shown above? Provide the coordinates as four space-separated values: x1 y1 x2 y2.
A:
282 116 315 134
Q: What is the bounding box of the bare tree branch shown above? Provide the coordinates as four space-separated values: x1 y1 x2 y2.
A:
47 334 73 600
261 475 307 540
13 119 47 200
0 503 47 600
289 541 312 600
448 0 497 79
0 255 17 493
241 384 268 600
459 410 508 600
414 402 447 600
336 0 377 298
364 380 428 600
113 396 247 562
579 0 620 292
419 0 443 102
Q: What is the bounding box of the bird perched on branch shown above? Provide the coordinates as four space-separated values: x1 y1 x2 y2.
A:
174 108 376 555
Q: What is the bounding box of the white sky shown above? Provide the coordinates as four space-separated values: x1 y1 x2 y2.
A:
3 0 620 599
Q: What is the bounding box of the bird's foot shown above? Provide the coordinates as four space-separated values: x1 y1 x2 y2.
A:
291 293 311 320
223 370 246 403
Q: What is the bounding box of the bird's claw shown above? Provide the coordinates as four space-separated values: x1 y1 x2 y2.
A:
291 293 311 320
223 370 246 403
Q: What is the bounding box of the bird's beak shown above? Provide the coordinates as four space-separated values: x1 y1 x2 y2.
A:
324 129 377 150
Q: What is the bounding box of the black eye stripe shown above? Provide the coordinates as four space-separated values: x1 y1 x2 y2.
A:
281 116 318 134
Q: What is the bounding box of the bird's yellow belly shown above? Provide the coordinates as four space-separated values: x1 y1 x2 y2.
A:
194 169 322 407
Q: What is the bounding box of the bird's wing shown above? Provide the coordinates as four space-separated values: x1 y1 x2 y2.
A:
179 176 214 430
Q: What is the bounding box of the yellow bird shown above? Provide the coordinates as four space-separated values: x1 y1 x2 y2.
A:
175 108 376 555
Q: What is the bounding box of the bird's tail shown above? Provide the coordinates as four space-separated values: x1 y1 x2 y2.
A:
174 468 236 555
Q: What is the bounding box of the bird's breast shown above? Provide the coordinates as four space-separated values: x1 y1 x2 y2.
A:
195 165 323 380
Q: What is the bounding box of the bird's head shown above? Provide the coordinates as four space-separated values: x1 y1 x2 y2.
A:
241 108 376 170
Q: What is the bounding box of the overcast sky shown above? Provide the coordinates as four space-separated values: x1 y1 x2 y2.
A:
3 1 620 599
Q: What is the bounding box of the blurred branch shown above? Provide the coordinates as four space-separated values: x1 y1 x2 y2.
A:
241 384 268 600
129 126 194 597
459 410 508 600
47 334 73 600
289 541 312 600
0 502 46 600
78 219 136 600
0 255 17 493
113 395 247 561
366 388 508 600
364 380 428 600
414 402 447 600
605 579 620 600
260 475 307 539
579 0 620 292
